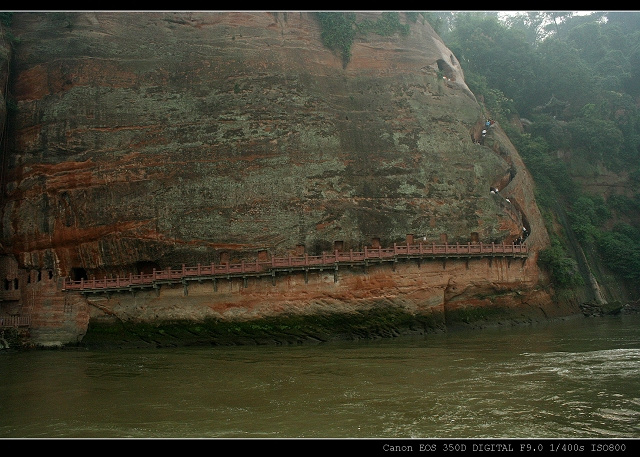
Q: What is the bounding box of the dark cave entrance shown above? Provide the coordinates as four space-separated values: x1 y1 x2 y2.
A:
135 261 161 275
70 267 88 281
436 58 456 80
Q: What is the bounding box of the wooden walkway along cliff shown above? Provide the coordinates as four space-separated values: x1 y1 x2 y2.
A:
62 242 528 295
0 315 31 329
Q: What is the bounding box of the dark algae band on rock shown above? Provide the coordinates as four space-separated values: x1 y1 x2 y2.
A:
79 307 445 349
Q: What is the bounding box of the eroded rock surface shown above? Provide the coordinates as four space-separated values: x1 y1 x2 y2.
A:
0 12 573 347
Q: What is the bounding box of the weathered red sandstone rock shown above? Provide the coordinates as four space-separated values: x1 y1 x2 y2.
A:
0 12 577 347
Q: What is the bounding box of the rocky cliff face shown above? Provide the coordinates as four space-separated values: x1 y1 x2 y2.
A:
0 12 576 347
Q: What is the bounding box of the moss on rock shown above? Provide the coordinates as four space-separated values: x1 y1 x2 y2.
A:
79 306 446 349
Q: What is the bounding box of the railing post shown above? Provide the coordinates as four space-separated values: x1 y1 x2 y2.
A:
57 237 536 293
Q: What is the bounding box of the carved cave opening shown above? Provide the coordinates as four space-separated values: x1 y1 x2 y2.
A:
70 267 88 281
135 261 161 275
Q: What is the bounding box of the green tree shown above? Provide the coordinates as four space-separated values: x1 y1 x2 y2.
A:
568 194 610 243
567 22 607 64
538 239 583 288
565 116 624 165
314 12 356 68
541 11 574 40
448 13 539 114
501 11 547 46
597 225 640 282
534 38 598 119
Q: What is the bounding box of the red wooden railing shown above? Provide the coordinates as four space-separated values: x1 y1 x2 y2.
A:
0 315 31 328
62 242 528 292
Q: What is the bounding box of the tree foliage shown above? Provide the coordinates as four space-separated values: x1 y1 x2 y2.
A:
597 224 640 282
314 12 357 68
568 195 610 243
538 239 583 288
314 12 411 68
444 11 640 292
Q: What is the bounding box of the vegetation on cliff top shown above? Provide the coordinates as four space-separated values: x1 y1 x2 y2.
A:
313 12 414 67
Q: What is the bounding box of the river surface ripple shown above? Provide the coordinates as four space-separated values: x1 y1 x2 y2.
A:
2 314 640 440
